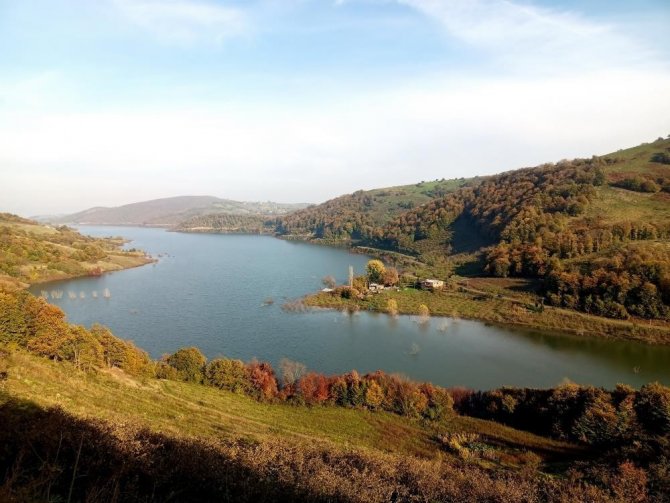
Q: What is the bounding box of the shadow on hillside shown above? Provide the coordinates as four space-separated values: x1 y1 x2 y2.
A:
448 214 495 255
0 393 334 503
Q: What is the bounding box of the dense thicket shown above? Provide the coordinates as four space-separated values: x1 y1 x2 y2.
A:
276 180 467 242
3 290 670 450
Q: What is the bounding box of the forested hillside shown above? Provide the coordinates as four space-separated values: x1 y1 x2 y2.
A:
276 178 473 241
281 137 670 322
0 214 151 290
174 213 275 234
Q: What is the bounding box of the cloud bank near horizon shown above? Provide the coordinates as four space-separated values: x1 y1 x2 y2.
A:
1 0 669 215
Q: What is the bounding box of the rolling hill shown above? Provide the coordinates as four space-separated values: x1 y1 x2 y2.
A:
42 196 311 226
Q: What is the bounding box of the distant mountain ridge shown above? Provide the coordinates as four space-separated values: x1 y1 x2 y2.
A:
40 196 311 226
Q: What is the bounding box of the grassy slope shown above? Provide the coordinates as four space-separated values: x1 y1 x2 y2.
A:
0 215 152 291
346 179 472 228
587 138 670 224
1 349 579 466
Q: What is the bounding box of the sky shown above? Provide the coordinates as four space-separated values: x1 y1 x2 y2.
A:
1 0 669 215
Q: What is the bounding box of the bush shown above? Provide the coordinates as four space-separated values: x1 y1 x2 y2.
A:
167 347 207 383
246 360 278 401
297 372 330 404
205 358 248 393
635 382 670 435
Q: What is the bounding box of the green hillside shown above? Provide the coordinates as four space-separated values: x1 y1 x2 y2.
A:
174 213 276 234
276 178 475 241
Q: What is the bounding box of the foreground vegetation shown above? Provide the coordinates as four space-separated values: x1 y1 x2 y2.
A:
0 213 152 291
1 288 669 501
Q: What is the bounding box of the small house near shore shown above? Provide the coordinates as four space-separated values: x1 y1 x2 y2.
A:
421 279 445 291
368 283 384 293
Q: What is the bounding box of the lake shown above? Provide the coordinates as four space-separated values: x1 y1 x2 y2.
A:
31 226 670 390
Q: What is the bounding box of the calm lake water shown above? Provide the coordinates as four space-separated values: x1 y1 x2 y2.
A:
31 226 670 390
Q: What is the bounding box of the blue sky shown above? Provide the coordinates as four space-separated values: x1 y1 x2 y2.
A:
1 0 669 215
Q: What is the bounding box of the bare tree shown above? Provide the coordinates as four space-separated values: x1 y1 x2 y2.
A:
279 358 307 388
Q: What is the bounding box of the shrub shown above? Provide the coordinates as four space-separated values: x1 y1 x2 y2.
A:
167 347 207 383
246 360 278 401
635 382 670 435
298 372 330 404
205 358 248 393
155 361 179 380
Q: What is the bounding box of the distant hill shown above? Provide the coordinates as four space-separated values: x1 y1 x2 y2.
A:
174 180 474 235
42 196 311 226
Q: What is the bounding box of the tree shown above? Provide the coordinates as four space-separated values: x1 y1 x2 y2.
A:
418 304 430 324
279 358 307 389
205 358 248 393
572 392 620 445
365 380 385 409
386 298 399 317
246 360 278 400
635 382 670 435
167 347 207 383
366 260 385 284
382 267 399 286
298 372 330 404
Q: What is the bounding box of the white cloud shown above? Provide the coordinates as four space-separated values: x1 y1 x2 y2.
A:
394 0 658 73
112 0 249 45
1 0 669 216
2 67 669 215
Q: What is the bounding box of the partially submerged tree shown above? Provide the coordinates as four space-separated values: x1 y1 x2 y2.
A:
322 275 337 289
386 298 399 317
418 304 430 324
